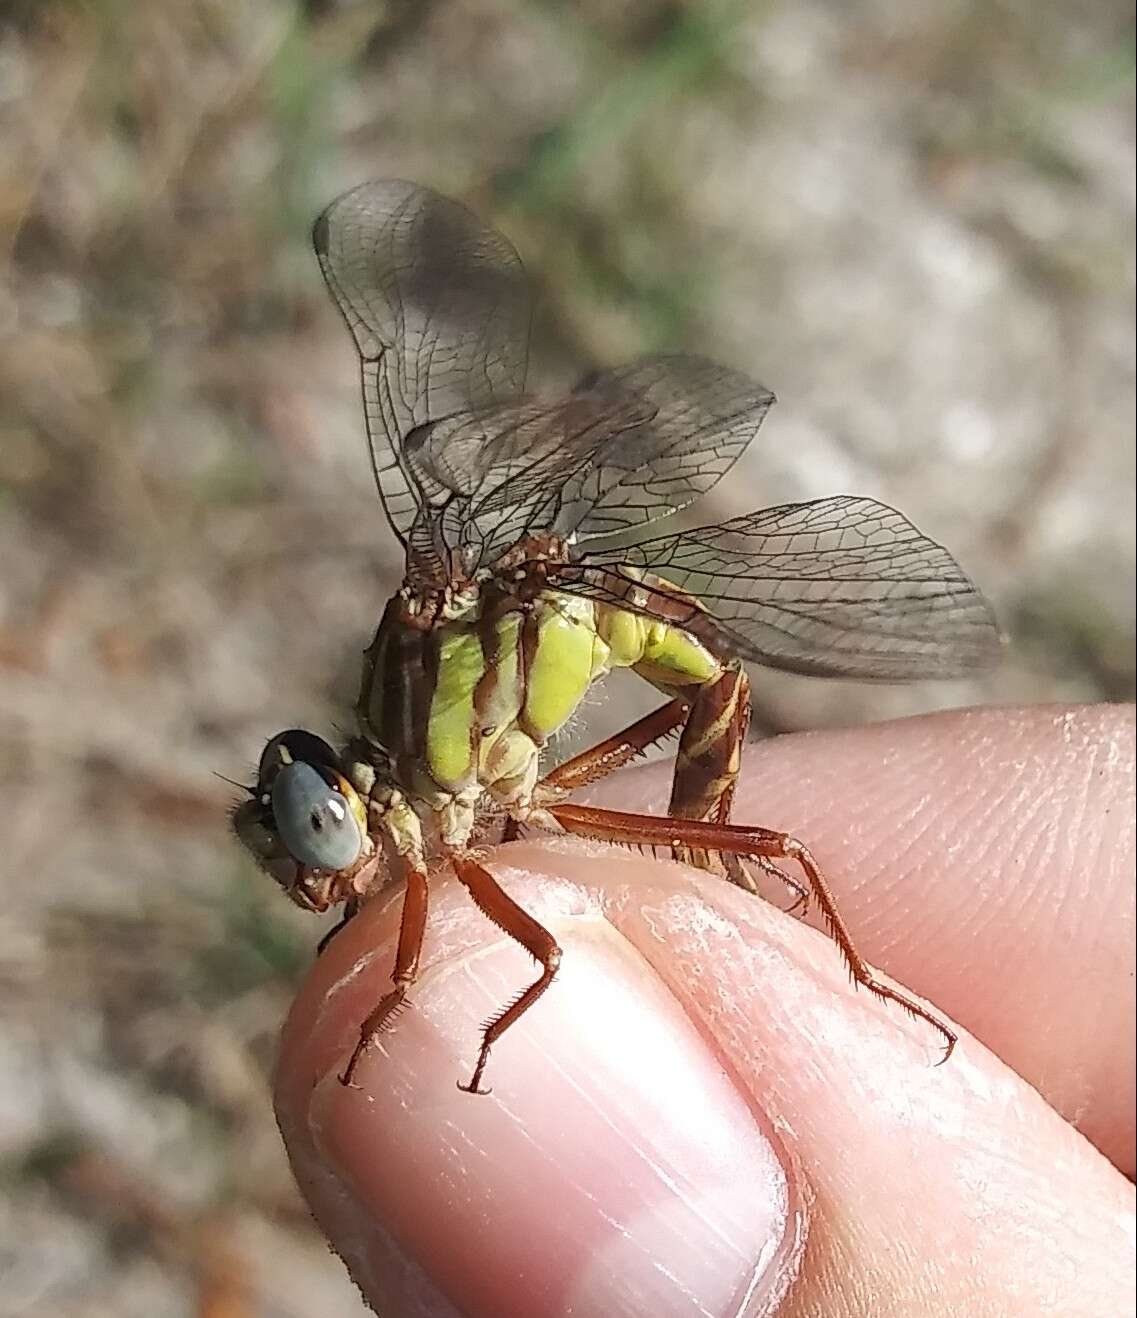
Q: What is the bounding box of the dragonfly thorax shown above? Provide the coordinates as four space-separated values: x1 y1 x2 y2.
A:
358 585 604 827
352 568 729 848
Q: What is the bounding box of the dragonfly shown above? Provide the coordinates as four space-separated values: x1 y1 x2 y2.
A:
234 180 1001 1095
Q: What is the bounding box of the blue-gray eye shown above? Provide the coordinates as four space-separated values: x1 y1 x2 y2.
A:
271 762 363 870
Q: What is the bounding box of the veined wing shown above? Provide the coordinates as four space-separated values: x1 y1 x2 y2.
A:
410 354 774 570
314 182 775 576
566 495 1002 679
313 180 532 542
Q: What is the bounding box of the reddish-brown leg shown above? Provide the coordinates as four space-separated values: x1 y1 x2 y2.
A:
548 802 957 1062
538 698 690 795
527 674 808 915
501 698 690 843
450 853 562 1095
747 856 811 915
339 866 429 1086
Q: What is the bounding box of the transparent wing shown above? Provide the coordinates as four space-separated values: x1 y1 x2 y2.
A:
313 182 773 576
312 180 532 542
556 355 775 542
569 495 1002 679
407 353 774 569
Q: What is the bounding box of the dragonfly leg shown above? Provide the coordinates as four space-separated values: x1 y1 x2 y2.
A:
501 698 688 843
339 866 429 1087
517 677 804 910
536 698 691 797
749 856 811 915
450 853 562 1095
547 802 957 1063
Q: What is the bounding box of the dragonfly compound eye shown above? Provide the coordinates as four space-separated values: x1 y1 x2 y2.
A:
270 761 364 871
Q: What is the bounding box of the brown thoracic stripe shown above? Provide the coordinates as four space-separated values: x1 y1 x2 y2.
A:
360 598 433 772
516 605 544 746
385 606 415 759
418 622 442 775
473 592 508 737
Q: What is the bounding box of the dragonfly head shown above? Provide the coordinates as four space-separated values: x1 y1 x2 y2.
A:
232 729 373 911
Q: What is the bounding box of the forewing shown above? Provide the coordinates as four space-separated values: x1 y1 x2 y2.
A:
574 495 1002 679
312 180 532 541
413 391 657 563
560 355 775 541
405 353 775 569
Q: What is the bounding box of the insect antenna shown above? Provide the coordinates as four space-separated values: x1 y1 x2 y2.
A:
214 771 255 796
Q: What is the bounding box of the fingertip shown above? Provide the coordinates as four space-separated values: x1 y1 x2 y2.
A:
274 847 806 1318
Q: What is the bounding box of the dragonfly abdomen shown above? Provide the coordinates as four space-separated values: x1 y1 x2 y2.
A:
594 581 722 696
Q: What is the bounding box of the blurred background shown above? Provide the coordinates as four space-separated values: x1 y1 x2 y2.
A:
0 1 1133 1314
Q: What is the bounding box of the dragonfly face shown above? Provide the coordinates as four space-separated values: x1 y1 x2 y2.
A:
232 729 375 912
235 180 1002 1092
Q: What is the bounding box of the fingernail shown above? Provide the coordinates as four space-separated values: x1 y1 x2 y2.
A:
303 913 804 1317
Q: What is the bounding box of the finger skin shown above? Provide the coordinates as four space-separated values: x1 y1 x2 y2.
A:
275 844 1134 1318
274 705 1136 1314
275 857 807 1318
595 703 1136 1175
588 843 1135 1318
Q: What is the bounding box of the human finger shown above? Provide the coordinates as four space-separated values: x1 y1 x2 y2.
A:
592 703 1136 1175
275 835 1134 1315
